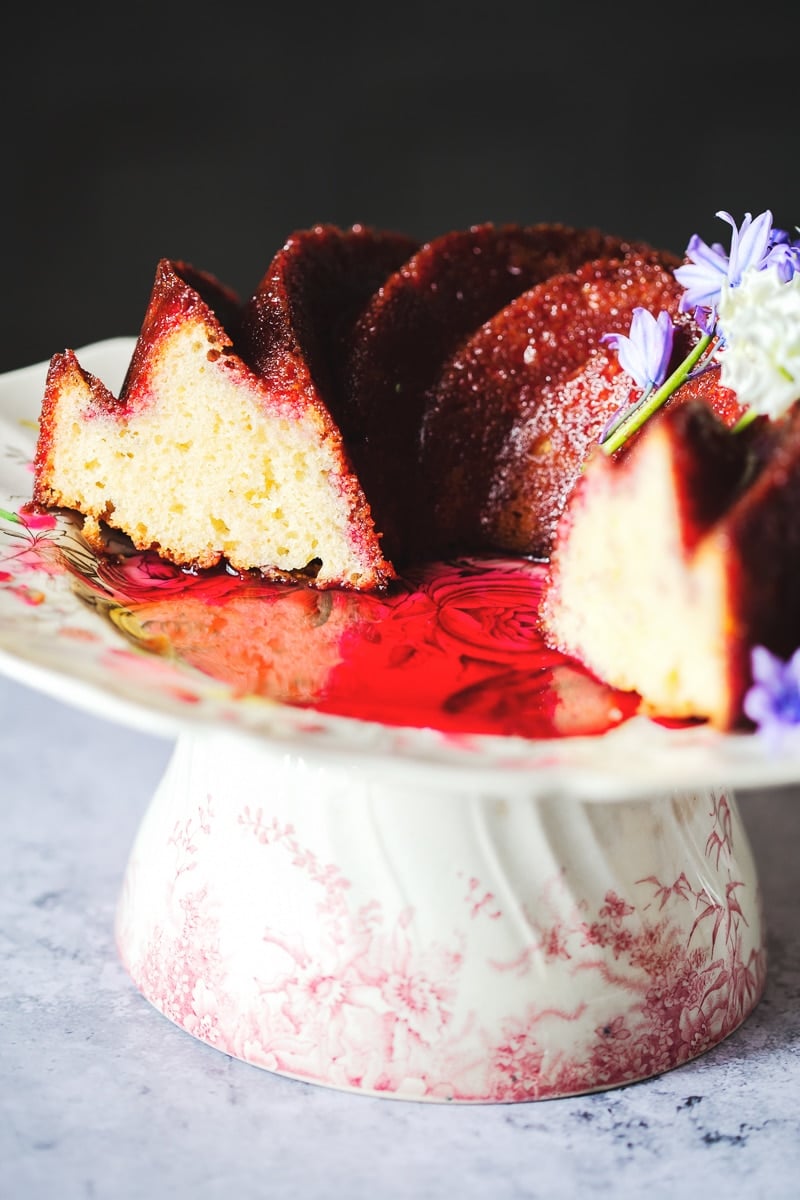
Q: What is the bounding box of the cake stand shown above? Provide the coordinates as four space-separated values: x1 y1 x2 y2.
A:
1 340 794 1103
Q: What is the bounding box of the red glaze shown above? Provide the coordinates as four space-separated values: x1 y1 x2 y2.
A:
70 548 645 740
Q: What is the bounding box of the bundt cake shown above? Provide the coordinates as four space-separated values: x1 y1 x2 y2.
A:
33 227 420 590
540 384 800 729
29 210 800 733
31 213 800 730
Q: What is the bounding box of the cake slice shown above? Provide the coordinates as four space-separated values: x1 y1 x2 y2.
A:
33 252 404 589
540 397 800 728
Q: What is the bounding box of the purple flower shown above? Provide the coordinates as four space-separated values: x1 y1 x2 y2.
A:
725 210 775 284
674 234 730 315
765 226 800 282
674 210 776 320
743 645 800 743
602 308 674 391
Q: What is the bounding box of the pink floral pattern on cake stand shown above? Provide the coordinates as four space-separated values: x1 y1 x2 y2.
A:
116 734 765 1102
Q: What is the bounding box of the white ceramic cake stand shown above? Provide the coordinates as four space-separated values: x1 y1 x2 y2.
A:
0 339 790 1103
113 728 765 1102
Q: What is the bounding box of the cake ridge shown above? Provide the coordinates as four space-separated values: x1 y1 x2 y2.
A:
343 221 658 562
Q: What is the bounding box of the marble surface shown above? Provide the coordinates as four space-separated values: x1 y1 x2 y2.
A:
2 675 799 1200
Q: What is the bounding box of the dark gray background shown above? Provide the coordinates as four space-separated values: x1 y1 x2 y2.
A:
3 2 796 376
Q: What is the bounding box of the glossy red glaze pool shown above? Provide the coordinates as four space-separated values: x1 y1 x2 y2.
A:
82 549 647 740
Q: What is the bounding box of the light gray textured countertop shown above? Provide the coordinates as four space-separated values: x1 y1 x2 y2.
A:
2 675 799 1200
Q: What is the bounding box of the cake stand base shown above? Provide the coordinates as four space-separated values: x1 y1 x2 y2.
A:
115 729 766 1103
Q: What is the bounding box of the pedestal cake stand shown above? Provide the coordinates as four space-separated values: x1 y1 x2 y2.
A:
1 340 793 1103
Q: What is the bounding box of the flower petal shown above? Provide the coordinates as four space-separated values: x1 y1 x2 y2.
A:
751 644 785 689
728 209 773 283
603 307 674 391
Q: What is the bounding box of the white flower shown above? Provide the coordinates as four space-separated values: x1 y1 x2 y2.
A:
717 265 800 419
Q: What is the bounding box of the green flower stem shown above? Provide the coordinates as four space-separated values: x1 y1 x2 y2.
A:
732 407 759 433
600 331 714 456
0 508 21 524
598 386 654 444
